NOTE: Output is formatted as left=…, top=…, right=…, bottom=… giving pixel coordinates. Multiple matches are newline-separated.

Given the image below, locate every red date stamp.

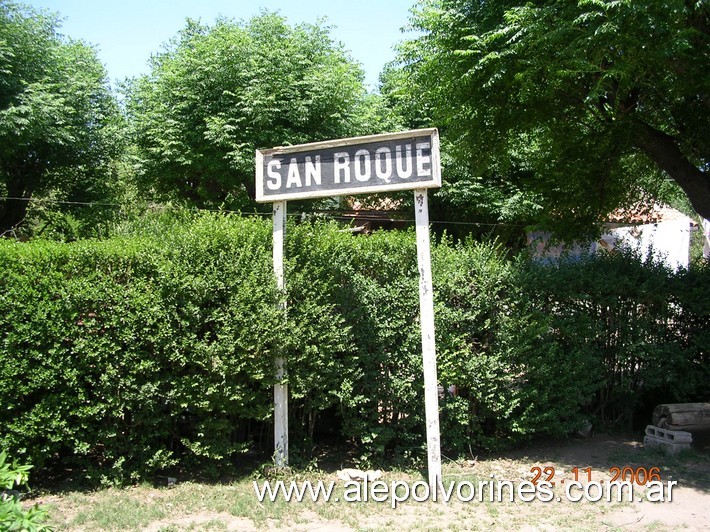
left=609, top=466, right=661, bottom=484
left=530, top=466, right=662, bottom=485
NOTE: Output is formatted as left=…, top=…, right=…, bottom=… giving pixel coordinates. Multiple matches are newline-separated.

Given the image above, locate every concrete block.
left=644, top=425, right=692, bottom=454
left=645, top=425, right=693, bottom=442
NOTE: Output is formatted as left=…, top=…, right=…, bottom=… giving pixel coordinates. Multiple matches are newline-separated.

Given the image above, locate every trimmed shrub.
left=287, top=225, right=423, bottom=461
left=1, top=212, right=708, bottom=481
left=1, top=213, right=282, bottom=483
left=433, top=240, right=597, bottom=451
left=522, top=251, right=710, bottom=429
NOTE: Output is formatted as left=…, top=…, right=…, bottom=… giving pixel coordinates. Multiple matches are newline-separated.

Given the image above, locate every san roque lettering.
left=255, top=129, right=440, bottom=202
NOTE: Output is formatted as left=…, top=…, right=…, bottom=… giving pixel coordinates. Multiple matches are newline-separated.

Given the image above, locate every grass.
left=27, top=434, right=710, bottom=531
left=34, top=470, right=607, bottom=530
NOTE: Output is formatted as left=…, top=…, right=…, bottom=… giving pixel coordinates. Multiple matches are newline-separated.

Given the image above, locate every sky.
left=22, top=0, right=421, bottom=91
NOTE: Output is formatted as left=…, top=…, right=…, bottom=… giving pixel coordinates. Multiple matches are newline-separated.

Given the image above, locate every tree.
left=0, top=1, right=122, bottom=234
left=126, top=12, right=380, bottom=211
left=398, top=0, right=710, bottom=232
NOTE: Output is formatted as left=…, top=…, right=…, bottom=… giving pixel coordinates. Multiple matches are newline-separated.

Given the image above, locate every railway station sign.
left=255, top=128, right=440, bottom=202
left=255, top=128, right=443, bottom=491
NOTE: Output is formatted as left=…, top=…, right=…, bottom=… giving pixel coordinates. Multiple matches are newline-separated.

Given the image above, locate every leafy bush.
left=1, top=212, right=708, bottom=482
left=0, top=452, right=52, bottom=531
left=522, top=250, right=710, bottom=429
left=0, top=213, right=282, bottom=483
left=287, top=225, right=423, bottom=461
left=433, top=240, right=597, bottom=451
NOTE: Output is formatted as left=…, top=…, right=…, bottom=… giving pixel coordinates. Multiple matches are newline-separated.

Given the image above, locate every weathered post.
left=414, top=188, right=442, bottom=491
left=272, top=200, right=288, bottom=467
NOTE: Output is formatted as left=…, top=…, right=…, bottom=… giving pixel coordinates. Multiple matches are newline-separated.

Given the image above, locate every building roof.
left=606, top=203, right=697, bottom=226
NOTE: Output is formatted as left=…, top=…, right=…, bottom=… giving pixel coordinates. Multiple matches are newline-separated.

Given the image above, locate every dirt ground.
left=504, top=432, right=710, bottom=531
left=34, top=432, right=710, bottom=531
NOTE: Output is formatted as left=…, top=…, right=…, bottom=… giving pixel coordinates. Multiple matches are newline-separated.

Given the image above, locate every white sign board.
left=255, top=129, right=440, bottom=202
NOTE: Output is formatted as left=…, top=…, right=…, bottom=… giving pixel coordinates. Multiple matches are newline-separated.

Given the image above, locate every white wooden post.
left=273, top=200, right=288, bottom=467
left=414, top=188, right=442, bottom=492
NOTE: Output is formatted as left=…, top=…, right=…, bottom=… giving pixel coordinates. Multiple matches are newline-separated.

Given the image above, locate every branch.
left=685, top=0, right=710, bottom=37
left=633, top=121, right=710, bottom=219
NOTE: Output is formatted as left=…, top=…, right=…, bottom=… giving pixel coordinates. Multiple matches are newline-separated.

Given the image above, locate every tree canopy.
left=126, top=12, right=387, bottom=211
left=0, top=1, right=121, bottom=234
left=396, top=0, right=709, bottom=232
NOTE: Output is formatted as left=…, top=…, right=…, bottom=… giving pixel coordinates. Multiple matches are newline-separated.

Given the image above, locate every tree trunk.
left=633, top=122, right=710, bottom=219
left=0, top=178, right=32, bottom=235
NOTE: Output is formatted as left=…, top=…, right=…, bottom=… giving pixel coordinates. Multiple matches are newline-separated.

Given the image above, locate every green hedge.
left=0, top=214, right=282, bottom=482
left=522, top=251, right=710, bottom=429
left=1, top=212, right=708, bottom=482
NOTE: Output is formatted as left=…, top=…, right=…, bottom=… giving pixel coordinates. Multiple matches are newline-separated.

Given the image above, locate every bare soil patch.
left=32, top=432, right=710, bottom=531
left=504, top=433, right=710, bottom=530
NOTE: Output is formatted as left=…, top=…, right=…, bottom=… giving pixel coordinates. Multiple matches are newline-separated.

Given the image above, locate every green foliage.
left=523, top=250, right=710, bottom=428
left=1, top=213, right=708, bottom=481
left=0, top=451, right=52, bottom=531
left=394, top=0, right=710, bottom=233
left=433, top=240, right=582, bottom=449
left=284, top=223, right=708, bottom=456
left=289, top=225, right=424, bottom=460
left=0, top=1, right=123, bottom=234
left=125, top=12, right=382, bottom=211
left=0, top=212, right=282, bottom=483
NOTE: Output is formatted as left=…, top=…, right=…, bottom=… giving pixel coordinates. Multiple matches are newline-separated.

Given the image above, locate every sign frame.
left=256, top=128, right=443, bottom=491
left=255, top=128, right=441, bottom=203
